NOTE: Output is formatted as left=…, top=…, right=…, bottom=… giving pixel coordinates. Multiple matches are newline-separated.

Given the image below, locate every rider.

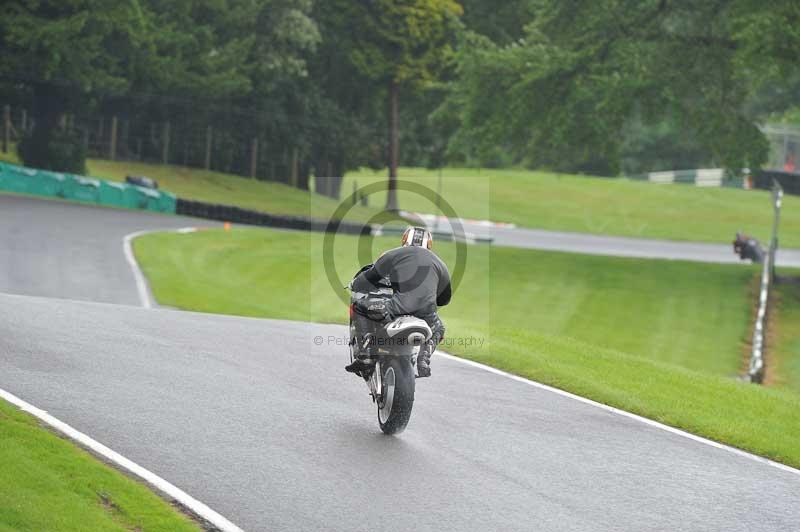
left=345, top=226, right=451, bottom=377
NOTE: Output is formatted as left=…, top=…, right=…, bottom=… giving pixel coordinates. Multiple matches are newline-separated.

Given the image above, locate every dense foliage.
left=1, top=0, right=799, bottom=182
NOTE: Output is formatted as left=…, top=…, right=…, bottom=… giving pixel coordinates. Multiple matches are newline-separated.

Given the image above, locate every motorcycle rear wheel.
left=377, top=357, right=415, bottom=435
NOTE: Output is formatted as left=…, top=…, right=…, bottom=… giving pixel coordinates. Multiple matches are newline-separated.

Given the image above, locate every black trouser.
left=418, top=312, right=445, bottom=360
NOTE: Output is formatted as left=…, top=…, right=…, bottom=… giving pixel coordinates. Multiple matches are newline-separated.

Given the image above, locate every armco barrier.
left=0, top=161, right=176, bottom=214
left=176, top=198, right=371, bottom=236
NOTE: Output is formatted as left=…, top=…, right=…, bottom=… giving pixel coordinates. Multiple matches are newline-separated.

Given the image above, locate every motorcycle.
left=347, top=265, right=432, bottom=434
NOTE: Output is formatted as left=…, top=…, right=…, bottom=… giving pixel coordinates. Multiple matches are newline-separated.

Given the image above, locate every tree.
left=331, top=0, right=463, bottom=210
left=0, top=0, right=259, bottom=172
left=449, top=0, right=800, bottom=175
left=0, top=1, right=156, bottom=171
left=459, top=0, right=535, bottom=45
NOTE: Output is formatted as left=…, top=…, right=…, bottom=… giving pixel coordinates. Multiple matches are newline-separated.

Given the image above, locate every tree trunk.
left=290, top=146, right=299, bottom=187
left=313, top=176, right=342, bottom=199
left=386, top=80, right=400, bottom=211
left=27, top=83, right=66, bottom=168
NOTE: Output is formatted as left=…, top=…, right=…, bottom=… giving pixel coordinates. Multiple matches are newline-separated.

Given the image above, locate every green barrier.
left=36, top=170, right=67, bottom=197
left=158, top=191, right=177, bottom=213
left=136, top=186, right=163, bottom=212
left=99, top=180, right=128, bottom=208
left=0, top=162, right=177, bottom=214
left=122, top=184, right=147, bottom=209
left=3, top=165, right=37, bottom=194
left=65, top=176, right=101, bottom=203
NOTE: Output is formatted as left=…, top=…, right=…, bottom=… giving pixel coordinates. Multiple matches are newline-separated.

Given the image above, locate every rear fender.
left=385, top=316, right=432, bottom=346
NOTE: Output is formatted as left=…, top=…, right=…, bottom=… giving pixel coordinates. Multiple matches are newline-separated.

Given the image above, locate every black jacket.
left=354, top=246, right=451, bottom=317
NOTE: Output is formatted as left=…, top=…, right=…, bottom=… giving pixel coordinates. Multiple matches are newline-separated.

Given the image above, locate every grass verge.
left=133, top=227, right=800, bottom=468
left=771, top=279, right=800, bottom=393
left=0, top=399, right=199, bottom=532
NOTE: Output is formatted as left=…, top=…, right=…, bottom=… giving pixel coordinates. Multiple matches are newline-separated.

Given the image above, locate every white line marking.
left=123, top=227, right=197, bottom=309
left=0, top=387, right=244, bottom=532
left=436, top=351, right=800, bottom=477
left=123, top=230, right=154, bottom=309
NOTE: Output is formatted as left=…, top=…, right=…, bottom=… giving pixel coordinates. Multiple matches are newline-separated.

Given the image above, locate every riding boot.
left=345, top=313, right=377, bottom=374
left=417, top=341, right=433, bottom=378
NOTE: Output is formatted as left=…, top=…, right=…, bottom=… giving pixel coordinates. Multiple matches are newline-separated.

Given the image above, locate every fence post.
left=204, top=125, right=212, bottom=170
left=770, top=181, right=783, bottom=281
left=2, top=105, right=9, bottom=153
left=109, top=115, right=118, bottom=161
left=161, top=121, right=170, bottom=165
left=250, top=137, right=258, bottom=179
left=290, top=146, right=298, bottom=187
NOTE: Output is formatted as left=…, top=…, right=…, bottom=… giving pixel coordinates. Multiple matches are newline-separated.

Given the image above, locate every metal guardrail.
left=747, top=181, right=783, bottom=383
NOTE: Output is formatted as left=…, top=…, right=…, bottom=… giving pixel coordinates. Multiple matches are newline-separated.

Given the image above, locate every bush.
left=18, top=129, right=87, bottom=174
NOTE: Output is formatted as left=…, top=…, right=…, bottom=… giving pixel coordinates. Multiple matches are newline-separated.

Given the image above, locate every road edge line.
left=123, top=230, right=154, bottom=309
left=436, top=351, right=800, bottom=477
left=123, top=227, right=198, bottom=309
left=0, top=387, right=245, bottom=532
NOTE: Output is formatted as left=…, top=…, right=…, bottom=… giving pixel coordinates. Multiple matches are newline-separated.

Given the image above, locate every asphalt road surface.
left=425, top=216, right=800, bottom=267
left=1, top=194, right=799, bottom=531
left=0, top=195, right=216, bottom=304
left=490, top=225, right=800, bottom=267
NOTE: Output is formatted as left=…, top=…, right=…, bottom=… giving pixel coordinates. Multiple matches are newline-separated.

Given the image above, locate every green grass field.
left=0, top=400, right=198, bottom=532
left=133, top=227, right=800, bottom=467
left=345, top=168, right=800, bottom=247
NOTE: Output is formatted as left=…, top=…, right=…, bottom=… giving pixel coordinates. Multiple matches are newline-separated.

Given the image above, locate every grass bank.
left=0, top=148, right=379, bottom=223
left=772, top=280, right=800, bottom=393
left=133, top=227, right=800, bottom=468
left=0, top=399, right=198, bottom=531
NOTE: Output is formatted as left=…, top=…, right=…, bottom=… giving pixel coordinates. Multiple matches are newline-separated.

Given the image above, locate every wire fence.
left=0, top=103, right=303, bottom=182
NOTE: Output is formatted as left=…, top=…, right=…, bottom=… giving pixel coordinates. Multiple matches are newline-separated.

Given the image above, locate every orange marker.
left=224, top=222, right=231, bottom=231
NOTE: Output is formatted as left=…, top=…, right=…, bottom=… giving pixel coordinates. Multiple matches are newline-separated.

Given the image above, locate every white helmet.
left=401, top=226, right=433, bottom=250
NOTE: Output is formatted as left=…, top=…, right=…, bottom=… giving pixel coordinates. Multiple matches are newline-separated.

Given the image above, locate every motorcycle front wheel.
left=377, top=357, right=415, bottom=435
